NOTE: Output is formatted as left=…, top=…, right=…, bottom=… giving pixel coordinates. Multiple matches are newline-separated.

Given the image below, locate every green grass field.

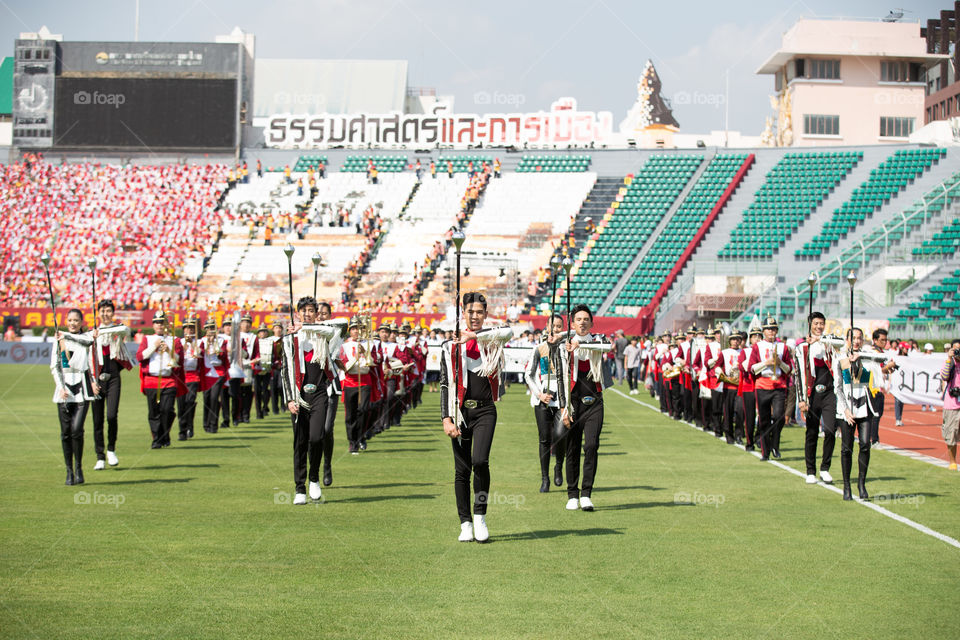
left=1, top=363, right=957, bottom=639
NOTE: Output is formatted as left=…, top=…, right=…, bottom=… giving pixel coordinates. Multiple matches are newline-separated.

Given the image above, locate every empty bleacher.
left=719, top=151, right=861, bottom=260
left=516, top=154, right=591, bottom=172
left=341, top=155, right=408, bottom=172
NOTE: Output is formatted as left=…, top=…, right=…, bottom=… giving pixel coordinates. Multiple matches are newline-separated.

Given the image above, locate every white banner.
left=890, top=354, right=948, bottom=407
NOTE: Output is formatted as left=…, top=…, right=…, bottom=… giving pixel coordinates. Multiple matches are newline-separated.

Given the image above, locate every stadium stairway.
left=597, top=151, right=715, bottom=314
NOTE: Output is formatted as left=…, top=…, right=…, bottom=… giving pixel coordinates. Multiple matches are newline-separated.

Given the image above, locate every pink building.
left=757, top=18, right=948, bottom=147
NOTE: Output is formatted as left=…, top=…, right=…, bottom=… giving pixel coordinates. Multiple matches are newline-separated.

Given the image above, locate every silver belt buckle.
left=303, top=383, right=318, bottom=394
left=814, top=384, right=827, bottom=393
left=463, top=399, right=478, bottom=409
left=98, top=373, right=112, bottom=382
left=581, top=396, right=596, bottom=405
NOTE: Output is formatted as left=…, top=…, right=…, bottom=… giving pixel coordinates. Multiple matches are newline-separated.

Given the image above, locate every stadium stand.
left=341, top=155, right=408, bottom=172
left=566, top=155, right=704, bottom=310
left=797, top=148, right=947, bottom=259
left=516, top=154, right=591, bottom=172
left=719, top=151, right=862, bottom=260
left=436, top=156, right=494, bottom=174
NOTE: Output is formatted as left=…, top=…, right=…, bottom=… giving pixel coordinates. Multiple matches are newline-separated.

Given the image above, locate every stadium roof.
left=0, top=57, right=12, bottom=115
left=253, top=59, right=407, bottom=117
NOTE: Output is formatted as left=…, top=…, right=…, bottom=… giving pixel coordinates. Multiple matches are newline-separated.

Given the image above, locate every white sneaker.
left=473, top=514, right=489, bottom=542
left=820, top=470, right=833, bottom=483
left=293, top=493, right=307, bottom=505
left=106, top=451, right=119, bottom=466
left=308, top=482, right=322, bottom=501
left=566, top=498, right=580, bottom=510
left=93, top=459, right=105, bottom=470
left=458, top=522, right=474, bottom=542
left=895, top=420, right=903, bottom=426
left=580, top=496, right=595, bottom=511
left=806, top=474, right=817, bottom=484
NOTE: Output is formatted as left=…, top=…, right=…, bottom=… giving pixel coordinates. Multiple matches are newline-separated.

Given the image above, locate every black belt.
left=462, top=398, right=491, bottom=410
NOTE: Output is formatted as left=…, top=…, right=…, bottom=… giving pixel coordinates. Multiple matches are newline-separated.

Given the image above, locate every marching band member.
left=252, top=325, right=277, bottom=420
left=176, top=317, right=201, bottom=440
left=90, top=299, right=132, bottom=470
left=834, top=328, right=882, bottom=501
left=655, top=333, right=672, bottom=415
left=363, top=324, right=384, bottom=444
left=280, top=296, right=339, bottom=504
left=136, top=311, right=185, bottom=449
left=524, top=315, right=567, bottom=493
left=317, top=302, right=344, bottom=486
left=396, top=324, right=418, bottom=422
left=199, top=319, right=228, bottom=434
left=738, top=321, right=762, bottom=452
left=692, top=328, right=723, bottom=435
left=376, top=321, right=398, bottom=432
left=238, top=314, right=256, bottom=423
left=720, top=331, right=744, bottom=445
left=270, top=321, right=285, bottom=415
left=440, top=292, right=514, bottom=542
left=747, top=317, right=793, bottom=461
left=679, top=327, right=696, bottom=423
left=558, top=304, right=612, bottom=512
left=219, top=318, right=234, bottom=430
left=795, top=312, right=838, bottom=484
left=668, top=334, right=683, bottom=420
left=338, top=317, right=372, bottom=455
left=53, top=309, right=99, bottom=485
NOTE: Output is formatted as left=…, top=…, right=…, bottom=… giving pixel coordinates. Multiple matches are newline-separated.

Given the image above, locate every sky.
left=0, top=0, right=947, bottom=135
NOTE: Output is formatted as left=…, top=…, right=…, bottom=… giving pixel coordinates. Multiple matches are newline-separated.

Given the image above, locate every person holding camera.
left=941, top=339, right=960, bottom=471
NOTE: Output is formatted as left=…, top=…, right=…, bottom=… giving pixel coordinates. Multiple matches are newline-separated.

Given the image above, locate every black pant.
left=146, top=387, right=176, bottom=446
left=220, top=381, right=232, bottom=428
left=804, top=389, right=837, bottom=475
left=742, top=391, right=757, bottom=447
left=682, top=383, right=694, bottom=422
left=321, top=391, right=338, bottom=470
left=670, top=380, right=682, bottom=419
left=291, top=391, right=329, bottom=493
left=868, top=393, right=884, bottom=444
left=92, top=373, right=120, bottom=460
left=241, top=383, right=253, bottom=421
left=840, top=416, right=871, bottom=485
left=254, top=373, right=271, bottom=419
left=756, top=388, right=786, bottom=456
left=657, top=377, right=668, bottom=413
left=343, top=385, right=370, bottom=449
left=567, top=397, right=603, bottom=499
left=271, top=370, right=283, bottom=414
left=203, top=378, right=224, bottom=433
left=626, top=366, right=638, bottom=391
left=59, top=401, right=88, bottom=470
left=534, top=403, right=566, bottom=479
left=701, top=388, right=721, bottom=432
left=691, top=382, right=701, bottom=426
left=451, top=404, right=497, bottom=522
left=722, top=388, right=742, bottom=441
left=177, top=381, right=199, bottom=437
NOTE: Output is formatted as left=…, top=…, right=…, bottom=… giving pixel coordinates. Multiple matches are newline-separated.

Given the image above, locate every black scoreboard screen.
left=54, top=77, right=236, bottom=149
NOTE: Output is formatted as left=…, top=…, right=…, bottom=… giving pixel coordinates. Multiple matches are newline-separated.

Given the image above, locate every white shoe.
left=820, top=470, right=833, bottom=483
left=566, top=498, right=580, bottom=510
left=895, top=420, right=903, bottom=426
left=308, top=482, right=322, bottom=501
left=579, top=496, right=595, bottom=511
left=458, top=522, right=474, bottom=542
left=106, top=451, right=119, bottom=466
left=93, top=460, right=105, bottom=471
left=293, top=493, right=307, bottom=505
left=806, top=474, right=817, bottom=484
left=473, top=514, right=489, bottom=542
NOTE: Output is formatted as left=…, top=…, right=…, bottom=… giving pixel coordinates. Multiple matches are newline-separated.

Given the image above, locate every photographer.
left=941, top=339, right=960, bottom=471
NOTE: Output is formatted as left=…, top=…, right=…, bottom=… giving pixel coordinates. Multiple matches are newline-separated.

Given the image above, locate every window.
left=881, top=61, right=921, bottom=82
left=808, top=59, right=840, bottom=80
left=879, top=116, right=915, bottom=137
left=804, top=114, right=840, bottom=136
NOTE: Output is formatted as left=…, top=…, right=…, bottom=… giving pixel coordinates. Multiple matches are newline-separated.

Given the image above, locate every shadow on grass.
left=131, top=464, right=221, bottom=471
left=335, top=493, right=438, bottom=504
left=597, top=501, right=695, bottom=511
left=598, top=451, right=627, bottom=456
left=592, top=485, right=666, bottom=493
left=363, top=448, right=434, bottom=454
left=870, top=477, right=906, bottom=482
left=493, top=527, right=626, bottom=542
left=93, top=477, right=196, bottom=485
left=176, top=444, right=261, bottom=449
left=336, top=482, right=437, bottom=490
